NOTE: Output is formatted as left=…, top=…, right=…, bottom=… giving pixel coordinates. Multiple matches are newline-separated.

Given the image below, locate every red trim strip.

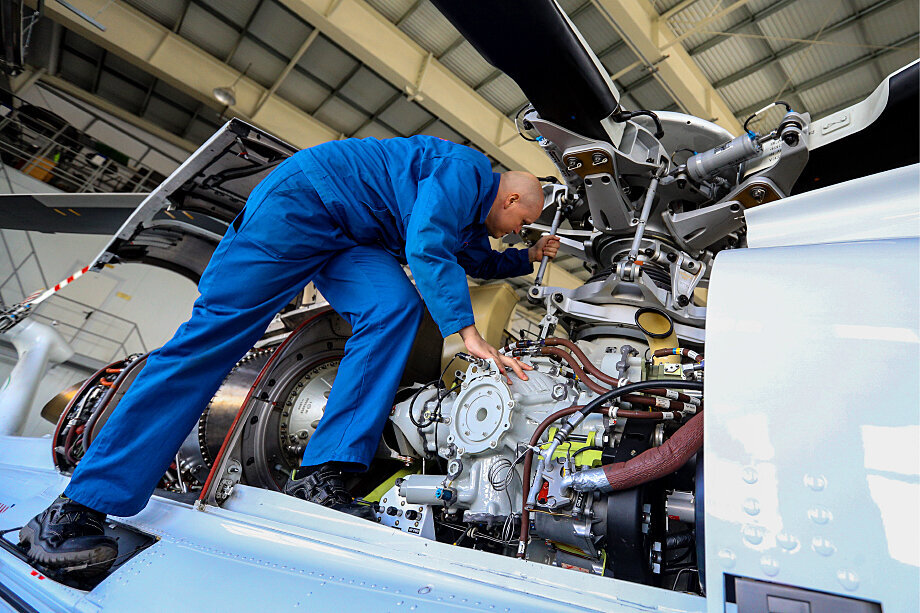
left=197, top=308, right=333, bottom=506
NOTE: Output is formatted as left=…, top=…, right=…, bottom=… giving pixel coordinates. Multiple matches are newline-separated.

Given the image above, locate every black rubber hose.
left=557, top=379, right=704, bottom=442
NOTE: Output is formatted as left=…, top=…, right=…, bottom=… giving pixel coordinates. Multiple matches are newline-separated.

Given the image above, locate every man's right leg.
left=20, top=162, right=343, bottom=570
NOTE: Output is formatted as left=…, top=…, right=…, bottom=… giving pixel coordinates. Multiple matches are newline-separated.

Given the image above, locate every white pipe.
left=0, top=320, right=74, bottom=436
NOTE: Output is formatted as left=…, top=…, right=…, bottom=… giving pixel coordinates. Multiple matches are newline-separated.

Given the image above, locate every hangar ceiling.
left=9, top=0, right=920, bottom=286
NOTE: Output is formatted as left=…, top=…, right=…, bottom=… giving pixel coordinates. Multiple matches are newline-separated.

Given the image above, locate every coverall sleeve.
left=405, top=161, right=480, bottom=338
left=456, top=233, right=533, bottom=280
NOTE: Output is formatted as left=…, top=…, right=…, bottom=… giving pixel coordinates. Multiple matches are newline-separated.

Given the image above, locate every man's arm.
left=457, top=234, right=560, bottom=280
left=405, top=161, right=530, bottom=382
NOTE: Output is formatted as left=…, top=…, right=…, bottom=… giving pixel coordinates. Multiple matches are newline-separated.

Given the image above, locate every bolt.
left=630, top=449, right=637, bottom=457
left=750, top=186, right=767, bottom=203
left=667, top=252, right=677, bottom=263
left=677, top=295, right=690, bottom=307
left=553, top=293, right=564, bottom=303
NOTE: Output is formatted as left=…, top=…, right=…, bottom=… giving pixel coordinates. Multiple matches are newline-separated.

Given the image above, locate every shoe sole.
left=19, top=521, right=118, bottom=577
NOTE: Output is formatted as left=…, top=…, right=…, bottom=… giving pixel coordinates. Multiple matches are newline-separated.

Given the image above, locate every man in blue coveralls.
left=20, top=135, right=559, bottom=575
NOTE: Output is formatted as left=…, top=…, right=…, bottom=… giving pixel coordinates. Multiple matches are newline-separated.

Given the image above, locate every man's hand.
left=458, top=325, right=532, bottom=384
left=528, top=235, right=561, bottom=263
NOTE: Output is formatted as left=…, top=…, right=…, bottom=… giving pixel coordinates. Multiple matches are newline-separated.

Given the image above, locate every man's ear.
left=505, top=193, right=520, bottom=209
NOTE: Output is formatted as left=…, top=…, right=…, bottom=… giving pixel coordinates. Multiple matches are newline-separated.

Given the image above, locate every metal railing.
left=0, top=232, right=147, bottom=363
left=0, top=90, right=167, bottom=195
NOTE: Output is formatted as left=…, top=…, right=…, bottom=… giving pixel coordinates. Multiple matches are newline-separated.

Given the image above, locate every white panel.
left=705, top=237, right=919, bottom=611
left=745, top=164, right=920, bottom=248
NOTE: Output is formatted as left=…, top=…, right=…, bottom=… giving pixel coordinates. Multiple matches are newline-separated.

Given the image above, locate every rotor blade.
left=0, top=192, right=146, bottom=234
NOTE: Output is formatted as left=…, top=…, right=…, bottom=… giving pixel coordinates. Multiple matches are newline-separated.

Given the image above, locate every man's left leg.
left=284, top=245, right=424, bottom=512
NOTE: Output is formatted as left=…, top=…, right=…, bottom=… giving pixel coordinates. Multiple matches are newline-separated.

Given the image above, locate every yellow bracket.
left=363, top=467, right=419, bottom=503
left=542, top=428, right=603, bottom=468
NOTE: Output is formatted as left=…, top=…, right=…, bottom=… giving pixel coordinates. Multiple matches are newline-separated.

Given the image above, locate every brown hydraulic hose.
left=539, top=347, right=608, bottom=394
left=653, top=347, right=703, bottom=363
left=539, top=344, right=698, bottom=407
left=519, top=405, right=585, bottom=556
left=545, top=337, right=620, bottom=386
left=602, top=411, right=703, bottom=491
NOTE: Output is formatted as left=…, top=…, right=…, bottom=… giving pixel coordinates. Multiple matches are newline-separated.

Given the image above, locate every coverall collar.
left=478, top=172, right=502, bottom=225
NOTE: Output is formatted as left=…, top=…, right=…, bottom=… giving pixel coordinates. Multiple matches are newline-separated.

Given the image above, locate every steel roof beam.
left=274, top=0, right=555, bottom=176
left=592, top=0, right=743, bottom=132
left=712, top=0, right=902, bottom=90
left=736, top=32, right=919, bottom=117
left=30, top=0, right=339, bottom=149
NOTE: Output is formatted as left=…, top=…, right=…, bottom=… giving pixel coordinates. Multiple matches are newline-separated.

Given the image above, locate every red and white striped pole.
left=1, top=264, right=94, bottom=333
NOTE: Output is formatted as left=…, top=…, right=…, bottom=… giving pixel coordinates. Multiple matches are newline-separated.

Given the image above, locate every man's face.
left=485, top=197, right=540, bottom=238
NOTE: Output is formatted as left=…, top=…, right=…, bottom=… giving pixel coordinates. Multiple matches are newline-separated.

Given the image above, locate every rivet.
left=777, top=532, right=799, bottom=552
left=807, top=506, right=832, bottom=525
left=811, top=537, right=836, bottom=557
left=836, top=569, right=859, bottom=591
left=742, top=467, right=758, bottom=484
left=804, top=474, right=827, bottom=491
left=717, top=548, right=736, bottom=569
left=743, top=498, right=761, bottom=516
left=742, top=524, right=765, bottom=546
left=760, top=555, right=780, bottom=577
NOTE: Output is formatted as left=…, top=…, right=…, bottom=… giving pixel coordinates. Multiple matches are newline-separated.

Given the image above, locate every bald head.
left=484, top=171, right=545, bottom=238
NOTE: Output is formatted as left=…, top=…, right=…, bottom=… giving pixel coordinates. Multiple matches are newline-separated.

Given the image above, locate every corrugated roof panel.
left=571, top=4, right=618, bottom=52
left=877, top=51, right=920, bottom=78
left=379, top=96, right=434, bottom=134
left=747, top=0, right=779, bottom=13
left=198, top=0, right=255, bottom=28
left=276, top=70, right=331, bottom=113
left=106, top=52, right=154, bottom=87
left=97, top=72, right=145, bottom=112
left=478, top=74, right=526, bottom=115
left=719, top=67, right=784, bottom=111
left=314, top=96, right=368, bottom=134
left=559, top=0, right=588, bottom=14
left=418, top=120, right=464, bottom=143
left=299, top=36, right=359, bottom=87
left=353, top=120, right=400, bottom=140
left=230, top=38, right=286, bottom=88
left=440, top=42, right=494, bottom=88
left=851, top=0, right=891, bottom=12
left=757, top=2, right=851, bottom=49
left=694, top=35, right=767, bottom=82
left=144, top=96, right=191, bottom=133
left=799, top=64, right=877, bottom=114
left=339, top=67, right=399, bottom=113
left=666, top=0, right=743, bottom=50
left=637, top=79, right=675, bottom=111
left=398, top=2, right=458, bottom=56
left=121, top=0, right=185, bottom=29
left=775, top=29, right=867, bottom=88
left=364, top=0, right=417, bottom=23
left=178, top=4, right=237, bottom=61
left=861, top=2, right=920, bottom=45
left=600, top=44, right=638, bottom=76
left=249, top=2, right=311, bottom=58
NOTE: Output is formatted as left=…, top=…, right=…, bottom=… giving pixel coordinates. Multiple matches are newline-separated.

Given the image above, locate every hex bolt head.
left=750, top=186, right=767, bottom=203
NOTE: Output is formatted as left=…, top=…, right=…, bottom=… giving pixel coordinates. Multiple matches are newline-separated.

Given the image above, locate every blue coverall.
left=64, top=136, right=533, bottom=516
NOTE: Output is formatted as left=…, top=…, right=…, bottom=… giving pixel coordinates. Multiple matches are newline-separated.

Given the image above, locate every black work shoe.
left=19, top=496, right=118, bottom=576
left=284, top=464, right=376, bottom=521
